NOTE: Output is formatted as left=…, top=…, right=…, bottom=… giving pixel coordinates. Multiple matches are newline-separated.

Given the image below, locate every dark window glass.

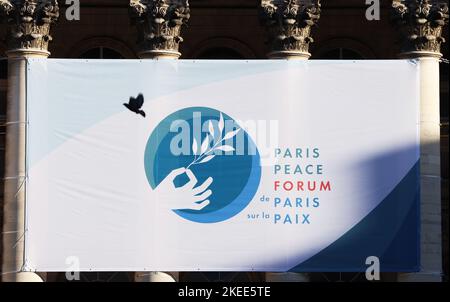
left=0, top=90, right=6, bottom=116
left=79, top=47, right=123, bottom=59
left=102, top=48, right=124, bottom=59
left=316, top=48, right=363, bottom=60
left=196, top=47, right=244, bottom=59
left=319, top=49, right=341, bottom=59
left=79, top=48, right=101, bottom=59
left=0, top=60, right=7, bottom=79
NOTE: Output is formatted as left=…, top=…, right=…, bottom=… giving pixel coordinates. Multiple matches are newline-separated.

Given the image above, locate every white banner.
left=26, top=59, right=420, bottom=272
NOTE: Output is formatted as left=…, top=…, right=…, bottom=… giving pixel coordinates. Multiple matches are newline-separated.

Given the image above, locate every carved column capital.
left=129, top=0, right=190, bottom=59
left=0, top=0, right=13, bottom=16
left=392, top=0, right=449, bottom=58
left=1, top=0, right=59, bottom=57
left=260, top=0, right=321, bottom=59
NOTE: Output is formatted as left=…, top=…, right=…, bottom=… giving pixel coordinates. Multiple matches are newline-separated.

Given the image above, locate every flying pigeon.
left=124, top=93, right=146, bottom=117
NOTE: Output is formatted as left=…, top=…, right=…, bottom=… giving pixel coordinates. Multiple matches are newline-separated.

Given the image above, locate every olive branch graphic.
left=187, top=112, right=241, bottom=169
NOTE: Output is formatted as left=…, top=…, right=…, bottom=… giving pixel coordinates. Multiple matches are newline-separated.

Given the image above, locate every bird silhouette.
left=124, top=93, right=146, bottom=117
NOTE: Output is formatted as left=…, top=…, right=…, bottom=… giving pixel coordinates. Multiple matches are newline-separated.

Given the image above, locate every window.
left=316, top=48, right=364, bottom=60
left=78, top=47, right=124, bottom=59
left=196, top=47, right=245, bottom=60
left=0, top=60, right=7, bottom=79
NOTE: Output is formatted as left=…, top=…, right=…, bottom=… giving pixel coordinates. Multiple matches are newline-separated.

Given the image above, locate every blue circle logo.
left=144, top=107, right=261, bottom=223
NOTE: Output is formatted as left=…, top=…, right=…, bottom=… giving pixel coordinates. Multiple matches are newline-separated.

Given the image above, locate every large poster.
left=25, top=59, right=420, bottom=272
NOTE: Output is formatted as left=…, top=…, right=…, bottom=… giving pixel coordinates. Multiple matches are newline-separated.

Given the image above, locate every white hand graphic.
left=155, top=167, right=213, bottom=211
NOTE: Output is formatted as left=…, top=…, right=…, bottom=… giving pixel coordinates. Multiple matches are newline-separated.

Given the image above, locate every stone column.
left=130, top=0, right=189, bottom=282
left=129, top=0, right=190, bottom=59
left=392, top=0, right=448, bottom=282
left=260, top=0, right=321, bottom=59
left=0, top=0, right=58, bottom=282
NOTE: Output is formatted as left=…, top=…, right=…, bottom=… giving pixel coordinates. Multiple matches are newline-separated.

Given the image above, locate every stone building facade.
left=0, top=0, right=448, bottom=282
